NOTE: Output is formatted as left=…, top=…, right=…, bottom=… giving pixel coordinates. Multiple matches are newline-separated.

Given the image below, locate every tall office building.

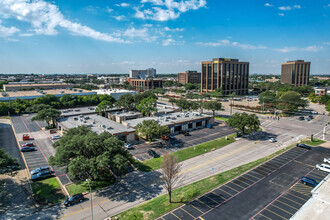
left=281, top=60, right=310, bottom=86
left=129, top=68, right=156, bottom=79
left=201, top=58, right=249, bottom=95
left=178, top=70, right=201, bottom=84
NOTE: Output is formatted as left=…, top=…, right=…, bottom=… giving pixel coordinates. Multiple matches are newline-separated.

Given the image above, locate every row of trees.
left=168, top=98, right=222, bottom=116
left=251, top=81, right=313, bottom=97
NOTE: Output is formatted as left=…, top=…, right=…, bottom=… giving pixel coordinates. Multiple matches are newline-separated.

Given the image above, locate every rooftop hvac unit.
left=102, top=125, right=106, bottom=128
left=74, top=117, right=78, bottom=120
left=79, top=115, right=84, bottom=118
left=78, top=90, right=83, bottom=92
left=87, top=124, right=93, bottom=127
left=60, top=91, right=64, bottom=94
left=84, top=116, right=89, bottom=120
left=73, top=89, right=77, bottom=91
left=2, top=92, right=7, bottom=97
left=92, top=121, right=96, bottom=124
left=107, top=126, right=113, bottom=130
left=83, top=121, right=87, bottom=123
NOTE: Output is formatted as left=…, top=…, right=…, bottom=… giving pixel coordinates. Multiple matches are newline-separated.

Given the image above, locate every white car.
left=124, top=143, right=134, bottom=150
left=269, top=138, right=277, bottom=143
left=323, top=158, right=330, bottom=164
left=316, top=164, right=330, bottom=173
left=51, top=135, right=62, bottom=140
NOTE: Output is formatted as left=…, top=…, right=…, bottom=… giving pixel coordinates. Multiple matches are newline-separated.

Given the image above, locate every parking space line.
left=210, top=192, right=227, bottom=201
left=217, top=188, right=234, bottom=196
left=264, top=208, right=288, bottom=220
left=286, top=192, right=308, bottom=201
left=180, top=207, right=195, bottom=218
left=205, top=195, right=220, bottom=205
left=199, top=217, right=204, bottom=220
left=244, top=172, right=261, bottom=180
left=275, top=200, right=299, bottom=211
left=258, top=165, right=274, bottom=173
left=249, top=170, right=266, bottom=178
left=280, top=196, right=303, bottom=206
left=197, top=198, right=212, bottom=209
left=270, top=204, right=294, bottom=215
left=294, top=160, right=314, bottom=168
left=171, top=212, right=182, bottom=220
left=263, top=163, right=278, bottom=169
left=230, top=181, right=246, bottom=189
left=233, top=178, right=252, bottom=186
left=240, top=175, right=257, bottom=183
left=308, top=172, right=325, bottom=178
left=223, top=184, right=240, bottom=193
left=252, top=168, right=269, bottom=176
left=190, top=204, right=204, bottom=214
left=290, top=188, right=311, bottom=196
left=259, top=213, right=272, bottom=220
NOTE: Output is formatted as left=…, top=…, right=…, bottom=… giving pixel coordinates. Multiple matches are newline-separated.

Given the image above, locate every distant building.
left=3, top=83, right=74, bottom=92
left=128, top=78, right=164, bottom=90
left=313, top=76, right=330, bottom=81
left=178, top=71, right=201, bottom=84
left=315, top=87, right=330, bottom=96
left=129, top=68, right=156, bottom=79
left=201, top=58, right=249, bottom=95
left=281, top=60, right=310, bottom=86
left=93, top=89, right=138, bottom=100
left=265, top=77, right=280, bottom=83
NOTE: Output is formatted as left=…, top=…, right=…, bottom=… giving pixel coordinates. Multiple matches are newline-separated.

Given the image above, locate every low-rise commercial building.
left=93, top=89, right=138, bottom=100
left=178, top=71, right=201, bottom=85
left=0, top=89, right=96, bottom=102
left=315, top=87, right=330, bottom=96
left=122, top=112, right=214, bottom=134
left=3, top=83, right=74, bottom=91
left=107, top=111, right=143, bottom=124
left=56, top=114, right=136, bottom=142
left=128, top=79, right=164, bottom=90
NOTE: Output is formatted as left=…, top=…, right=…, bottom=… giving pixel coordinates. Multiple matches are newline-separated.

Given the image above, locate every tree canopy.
left=0, top=148, right=20, bottom=176
left=203, top=101, right=222, bottom=116
left=227, top=113, right=260, bottom=134
left=278, top=91, right=308, bottom=115
left=136, top=119, right=170, bottom=141
left=137, top=97, right=157, bottom=116
left=115, top=94, right=135, bottom=111
left=32, top=108, right=61, bottom=127
left=49, top=126, right=133, bottom=180
left=96, top=100, right=114, bottom=116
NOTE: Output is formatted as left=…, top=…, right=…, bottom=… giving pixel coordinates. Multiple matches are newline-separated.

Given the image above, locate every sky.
left=0, top=0, right=329, bottom=74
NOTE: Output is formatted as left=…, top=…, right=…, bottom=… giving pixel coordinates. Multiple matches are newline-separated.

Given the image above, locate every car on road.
left=311, top=111, right=318, bottom=115
left=182, top=131, right=190, bottom=136
left=316, top=164, right=330, bottom=173
left=64, top=193, right=84, bottom=207
left=296, top=143, right=312, bottom=150
left=298, top=116, right=305, bottom=121
left=323, top=158, right=330, bottom=164
left=21, top=142, right=34, bottom=147
left=31, top=170, right=53, bottom=181
left=21, top=146, right=36, bottom=152
left=22, top=134, right=30, bottom=141
left=50, top=130, right=57, bottom=134
left=269, top=138, right=277, bottom=143
left=308, top=115, right=314, bottom=119
left=148, top=149, right=160, bottom=158
left=124, top=143, right=134, bottom=150
left=305, top=118, right=311, bottom=121
left=51, top=135, right=62, bottom=140
left=31, top=167, right=51, bottom=175
left=300, top=176, right=318, bottom=187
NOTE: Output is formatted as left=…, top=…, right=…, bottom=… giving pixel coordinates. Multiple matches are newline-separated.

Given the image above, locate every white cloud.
left=164, top=27, right=184, bottom=32
left=135, top=0, right=207, bottom=21
left=278, top=6, right=292, bottom=11
left=294, top=5, right=301, bottom=9
left=115, top=3, right=130, bottom=7
left=264, top=3, right=273, bottom=7
left=324, top=42, right=330, bottom=45
left=278, top=13, right=285, bottom=16
left=106, top=7, right=113, bottom=13
left=113, top=15, right=125, bottom=21
left=275, top=46, right=323, bottom=53
left=114, top=27, right=157, bottom=42
left=0, top=0, right=126, bottom=43
left=0, top=23, right=20, bottom=38
left=196, top=39, right=267, bottom=50
left=162, top=38, right=185, bottom=46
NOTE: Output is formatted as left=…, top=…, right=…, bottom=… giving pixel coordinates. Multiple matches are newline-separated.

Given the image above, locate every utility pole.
left=323, top=124, right=327, bottom=140
left=262, top=97, right=264, bottom=114
left=274, top=107, right=276, bottom=119
left=86, top=179, right=93, bottom=220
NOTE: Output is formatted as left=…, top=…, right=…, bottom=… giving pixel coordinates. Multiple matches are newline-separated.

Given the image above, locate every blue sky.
left=0, top=0, right=329, bottom=74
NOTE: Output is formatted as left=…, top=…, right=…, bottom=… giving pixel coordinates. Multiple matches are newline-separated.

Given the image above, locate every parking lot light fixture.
left=86, top=179, right=93, bottom=220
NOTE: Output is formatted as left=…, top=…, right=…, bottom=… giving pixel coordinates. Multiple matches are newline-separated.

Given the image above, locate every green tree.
left=0, top=148, right=20, bottom=176
left=26, top=104, right=52, bottom=113
left=185, top=83, right=199, bottom=91
left=115, top=94, right=135, bottom=110
left=34, top=95, right=58, bottom=106
left=32, top=108, right=61, bottom=128
left=203, top=101, right=222, bottom=116
left=258, top=91, right=277, bottom=105
left=168, top=98, right=176, bottom=107
left=59, top=94, right=76, bottom=107
left=278, top=91, right=308, bottom=115
left=137, top=97, right=157, bottom=116
left=134, top=91, right=157, bottom=105
left=49, top=126, right=133, bottom=180
left=136, top=119, right=170, bottom=141
left=96, top=100, right=114, bottom=116
left=152, top=88, right=166, bottom=97
left=190, top=101, right=200, bottom=111
left=227, top=113, right=260, bottom=134
left=175, top=99, right=191, bottom=111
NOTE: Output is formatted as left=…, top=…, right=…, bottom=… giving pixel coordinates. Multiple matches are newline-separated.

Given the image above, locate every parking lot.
left=11, top=115, right=72, bottom=185
left=158, top=146, right=330, bottom=220
left=131, top=122, right=234, bottom=161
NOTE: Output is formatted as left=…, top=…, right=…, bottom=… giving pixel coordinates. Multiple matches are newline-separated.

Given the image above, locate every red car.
left=22, top=142, right=34, bottom=147
left=50, top=130, right=57, bottom=134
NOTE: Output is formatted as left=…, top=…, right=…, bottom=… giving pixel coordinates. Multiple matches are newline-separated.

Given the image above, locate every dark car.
left=298, top=116, right=305, bottom=121
left=64, top=193, right=84, bottom=207
left=308, top=115, right=314, bottom=119
left=31, top=170, right=53, bottom=181
left=21, top=146, right=36, bottom=152
left=148, top=149, right=160, bottom=158
left=182, top=131, right=190, bottom=136
left=301, top=176, right=318, bottom=187
left=31, top=167, right=50, bottom=175
left=297, top=143, right=312, bottom=150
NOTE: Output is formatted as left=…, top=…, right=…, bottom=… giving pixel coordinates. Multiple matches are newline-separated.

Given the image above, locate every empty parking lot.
left=158, top=146, right=330, bottom=220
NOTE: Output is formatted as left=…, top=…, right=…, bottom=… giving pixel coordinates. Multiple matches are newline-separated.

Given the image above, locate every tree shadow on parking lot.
left=245, top=131, right=278, bottom=141
left=96, top=170, right=164, bottom=203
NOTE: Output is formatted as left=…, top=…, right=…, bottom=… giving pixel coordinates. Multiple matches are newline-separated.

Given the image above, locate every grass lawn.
left=300, top=138, right=326, bottom=146
left=66, top=180, right=111, bottom=196
left=135, top=134, right=236, bottom=172
left=31, top=177, right=65, bottom=204
left=214, top=116, right=230, bottom=122
left=115, top=144, right=296, bottom=220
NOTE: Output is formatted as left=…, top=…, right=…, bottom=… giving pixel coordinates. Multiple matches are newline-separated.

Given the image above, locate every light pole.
left=323, top=124, right=327, bottom=141
left=86, top=179, right=93, bottom=220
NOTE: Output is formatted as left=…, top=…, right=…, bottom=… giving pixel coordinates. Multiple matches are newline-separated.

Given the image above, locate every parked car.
left=296, top=143, right=312, bottom=150
left=311, top=111, right=318, bottom=115
left=21, top=146, right=36, bottom=152
left=161, top=135, right=170, bottom=140
left=298, top=116, right=305, bottom=121
left=22, top=134, right=30, bottom=140
left=316, top=164, right=330, bottom=173
left=51, top=135, right=62, bottom=140
left=305, top=118, right=311, bottom=121
left=148, top=149, right=160, bottom=158
left=182, top=131, right=190, bottom=136
left=206, top=124, right=213, bottom=129
left=64, top=193, right=84, bottom=207
left=50, top=130, right=57, bottom=134
left=300, top=176, right=318, bottom=187
left=169, top=135, right=175, bottom=139
left=31, top=170, right=53, bottom=181
left=269, top=138, right=277, bottom=143
left=323, top=158, right=330, bottom=164
left=124, top=143, right=134, bottom=150
left=21, top=142, right=34, bottom=147
left=31, top=167, right=51, bottom=175
left=308, top=115, right=314, bottom=119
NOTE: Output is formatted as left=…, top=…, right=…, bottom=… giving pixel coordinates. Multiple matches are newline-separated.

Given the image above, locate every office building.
left=128, top=78, right=163, bottom=90
left=201, top=58, right=249, bottom=95
left=178, top=71, right=201, bottom=85
left=281, top=60, right=311, bottom=86
left=3, top=83, right=74, bottom=92
left=129, top=68, right=156, bottom=79
left=93, top=89, right=138, bottom=100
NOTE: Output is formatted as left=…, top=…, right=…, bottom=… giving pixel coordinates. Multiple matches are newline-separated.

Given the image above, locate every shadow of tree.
left=246, top=131, right=278, bottom=141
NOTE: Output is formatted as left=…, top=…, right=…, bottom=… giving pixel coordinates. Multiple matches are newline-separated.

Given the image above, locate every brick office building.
left=281, top=60, right=311, bottom=86
left=178, top=71, right=201, bottom=84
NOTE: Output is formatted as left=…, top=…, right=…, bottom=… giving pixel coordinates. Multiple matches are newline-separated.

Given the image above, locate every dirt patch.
left=141, top=210, right=154, bottom=219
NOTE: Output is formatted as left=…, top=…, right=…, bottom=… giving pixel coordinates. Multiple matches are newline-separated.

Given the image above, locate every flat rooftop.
left=292, top=174, right=330, bottom=220
left=123, top=112, right=212, bottom=128
left=0, top=89, right=95, bottom=99
left=57, top=114, right=135, bottom=135
left=93, top=89, right=137, bottom=94
left=110, top=111, right=142, bottom=117
left=4, top=83, right=73, bottom=87
left=60, top=106, right=97, bottom=117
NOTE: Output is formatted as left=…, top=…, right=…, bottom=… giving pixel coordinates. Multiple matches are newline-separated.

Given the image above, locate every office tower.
left=178, top=71, right=201, bottom=84
left=281, top=60, right=310, bottom=86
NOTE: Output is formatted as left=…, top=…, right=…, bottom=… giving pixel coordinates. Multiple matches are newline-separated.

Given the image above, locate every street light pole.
left=86, top=179, right=93, bottom=220
left=323, top=124, right=327, bottom=141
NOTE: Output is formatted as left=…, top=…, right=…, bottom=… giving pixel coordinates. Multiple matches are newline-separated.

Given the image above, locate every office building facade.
left=201, top=58, right=249, bottom=95
left=129, top=68, right=156, bottom=79
left=281, top=60, right=310, bottom=86
left=128, top=78, right=163, bottom=90
left=178, top=71, right=201, bottom=85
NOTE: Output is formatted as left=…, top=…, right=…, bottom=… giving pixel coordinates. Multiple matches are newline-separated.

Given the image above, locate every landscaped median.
left=214, top=116, right=230, bottom=122
left=301, top=138, right=325, bottom=146
left=134, top=134, right=236, bottom=172
left=31, top=177, right=65, bottom=204
left=115, top=143, right=298, bottom=220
